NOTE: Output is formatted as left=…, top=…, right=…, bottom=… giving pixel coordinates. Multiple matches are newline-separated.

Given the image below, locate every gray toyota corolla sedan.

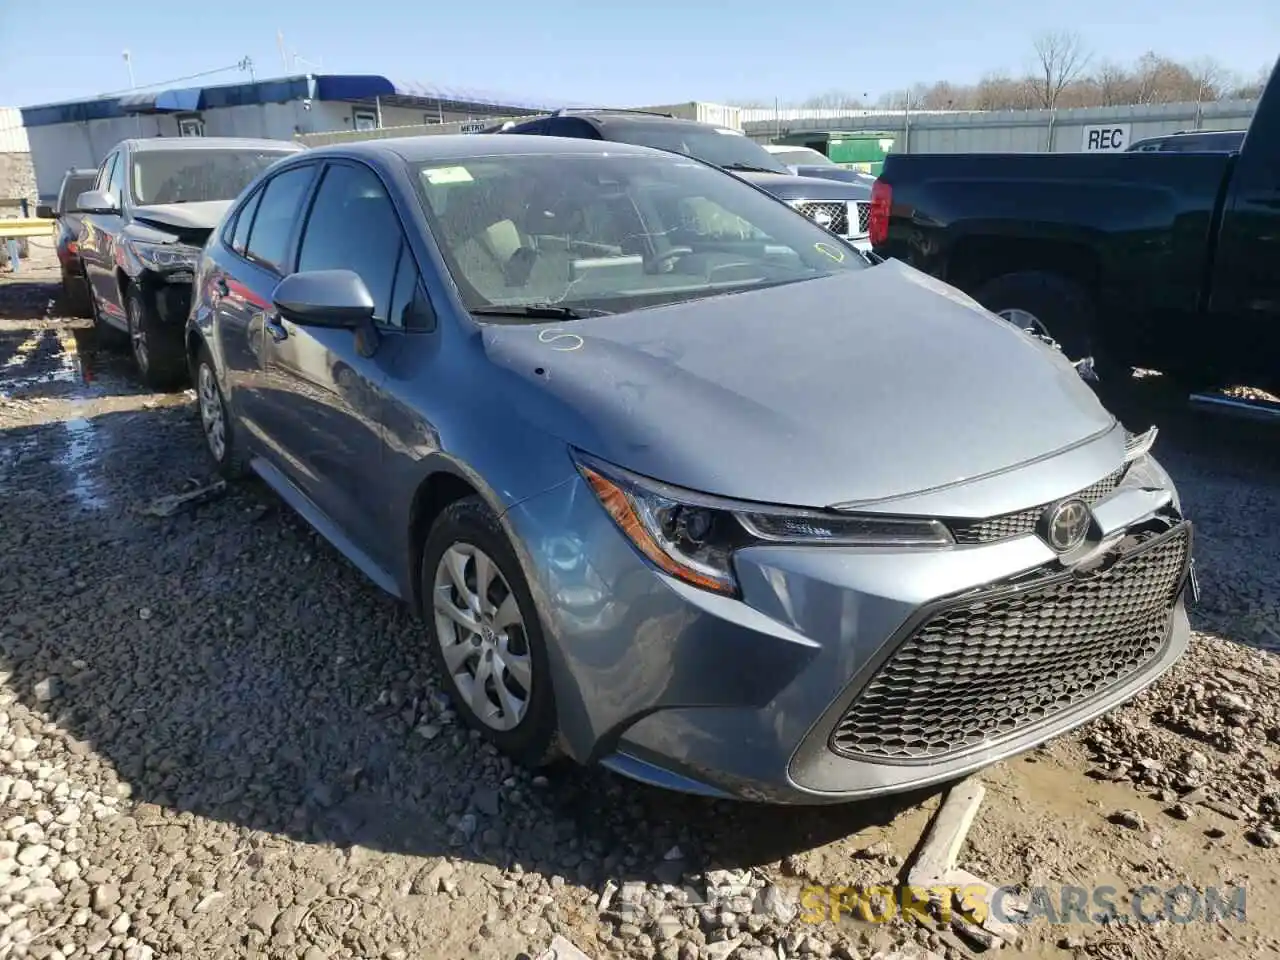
left=186, top=134, right=1194, bottom=804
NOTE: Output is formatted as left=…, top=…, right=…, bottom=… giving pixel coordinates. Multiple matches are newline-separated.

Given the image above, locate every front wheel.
left=421, top=496, right=561, bottom=767
left=126, top=285, right=187, bottom=391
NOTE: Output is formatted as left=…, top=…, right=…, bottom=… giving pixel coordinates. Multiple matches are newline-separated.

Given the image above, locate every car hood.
left=738, top=171, right=871, bottom=201
left=482, top=259, right=1115, bottom=509
left=132, top=200, right=233, bottom=234
left=794, top=166, right=878, bottom=187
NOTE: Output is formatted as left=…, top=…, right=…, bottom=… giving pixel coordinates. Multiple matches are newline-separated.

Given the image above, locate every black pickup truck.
left=869, top=57, right=1280, bottom=395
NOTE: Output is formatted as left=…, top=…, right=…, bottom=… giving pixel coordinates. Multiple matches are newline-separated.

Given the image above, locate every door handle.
left=264, top=314, right=289, bottom=343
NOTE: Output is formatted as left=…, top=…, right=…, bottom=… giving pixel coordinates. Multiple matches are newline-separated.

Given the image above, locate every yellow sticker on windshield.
left=814, top=241, right=846, bottom=262
left=423, top=166, right=474, bottom=185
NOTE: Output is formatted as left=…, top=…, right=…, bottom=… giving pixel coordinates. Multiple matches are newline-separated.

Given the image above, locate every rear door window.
left=243, top=165, right=316, bottom=273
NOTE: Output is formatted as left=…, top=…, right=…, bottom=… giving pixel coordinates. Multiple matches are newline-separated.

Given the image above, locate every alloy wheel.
left=197, top=363, right=226, bottom=462
left=997, top=307, right=1052, bottom=341
left=128, top=298, right=149, bottom=373
left=433, top=543, right=532, bottom=732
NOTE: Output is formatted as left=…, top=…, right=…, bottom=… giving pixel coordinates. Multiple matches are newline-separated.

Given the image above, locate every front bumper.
left=503, top=448, right=1193, bottom=805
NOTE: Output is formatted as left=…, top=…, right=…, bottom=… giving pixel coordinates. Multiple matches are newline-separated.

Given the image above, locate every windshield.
left=131, top=149, right=297, bottom=205
left=414, top=151, right=868, bottom=319
left=773, top=148, right=834, bottom=167
left=611, top=125, right=791, bottom=174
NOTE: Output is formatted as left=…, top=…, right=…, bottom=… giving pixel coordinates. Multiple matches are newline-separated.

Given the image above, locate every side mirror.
left=76, top=190, right=119, bottom=214
left=35, top=204, right=54, bottom=220
left=272, top=270, right=375, bottom=329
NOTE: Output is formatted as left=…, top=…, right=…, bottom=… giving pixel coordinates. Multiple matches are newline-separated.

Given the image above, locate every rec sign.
left=1081, top=123, right=1131, bottom=152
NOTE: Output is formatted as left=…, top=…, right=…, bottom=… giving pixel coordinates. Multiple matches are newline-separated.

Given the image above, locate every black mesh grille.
left=829, top=524, right=1190, bottom=763
left=792, top=201, right=848, bottom=236
left=948, top=467, right=1127, bottom=545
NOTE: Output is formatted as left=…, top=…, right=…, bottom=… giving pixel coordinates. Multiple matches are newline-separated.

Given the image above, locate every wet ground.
left=1, top=250, right=1279, bottom=960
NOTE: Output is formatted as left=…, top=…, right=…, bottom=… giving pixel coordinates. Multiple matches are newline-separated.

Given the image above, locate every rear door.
left=253, top=159, right=409, bottom=565
left=1206, top=76, right=1280, bottom=385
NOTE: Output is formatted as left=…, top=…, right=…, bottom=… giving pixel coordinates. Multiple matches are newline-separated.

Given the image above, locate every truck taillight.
left=869, top=179, right=891, bottom=247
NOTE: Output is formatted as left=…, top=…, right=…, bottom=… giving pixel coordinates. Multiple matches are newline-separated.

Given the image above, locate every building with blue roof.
left=21, top=73, right=564, bottom=200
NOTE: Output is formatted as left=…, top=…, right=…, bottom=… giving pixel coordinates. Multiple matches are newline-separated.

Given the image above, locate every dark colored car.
left=870, top=57, right=1280, bottom=395
left=1126, top=129, right=1247, bottom=153
left=36, top=168, right=96, bottom=317
left=75, top=137, right=303, bottom=387
left=498, top=110, right=874, bottom=250
left=183, top=134, right=1191, bottom=804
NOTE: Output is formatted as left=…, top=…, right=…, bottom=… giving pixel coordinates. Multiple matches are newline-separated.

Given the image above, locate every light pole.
left=123, top=50, right=136, bottom=89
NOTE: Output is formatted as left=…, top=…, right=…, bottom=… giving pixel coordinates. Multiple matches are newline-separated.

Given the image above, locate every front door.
left=80, top=152, right=128, bottom=326
left=211, top=163, right=319, bottom=456
left=254, top=160, right=409, bottom=570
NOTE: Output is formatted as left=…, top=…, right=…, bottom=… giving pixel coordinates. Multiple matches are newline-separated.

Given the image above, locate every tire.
left=194, top=343, right=250, bottom=480
left=87, top=281, right=128, bottom=349
left=421, top=496, right=561, bottom=768
left=61, top=271, right=92, bottom=319
left=973, top=271, right=1109, bottom=365
left=126, top=284, right=187, bottom=391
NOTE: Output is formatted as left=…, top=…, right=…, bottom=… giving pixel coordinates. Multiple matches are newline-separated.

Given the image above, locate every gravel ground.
left=1, top=252, right=1278, bottom=960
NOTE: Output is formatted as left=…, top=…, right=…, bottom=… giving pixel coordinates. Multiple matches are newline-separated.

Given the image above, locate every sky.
left=1, top=0, right=1277, bottom=110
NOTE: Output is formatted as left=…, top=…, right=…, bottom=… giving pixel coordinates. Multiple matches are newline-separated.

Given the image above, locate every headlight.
left=129, top=240, right=199, bottom=272
left=574, top=451, right=953, bottom=597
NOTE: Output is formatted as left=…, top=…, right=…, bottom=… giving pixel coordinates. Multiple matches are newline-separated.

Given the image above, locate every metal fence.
left=741, top=97, right=1261, bottom=154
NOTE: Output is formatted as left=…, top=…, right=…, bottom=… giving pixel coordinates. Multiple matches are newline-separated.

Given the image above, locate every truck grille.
left=829, top=523, right=1191, bottom=763
left=853, top=201, right=870, bottom=235
left=790, top=201, right=848, bottom=237
left=947, top=467, right=1127, bottom=545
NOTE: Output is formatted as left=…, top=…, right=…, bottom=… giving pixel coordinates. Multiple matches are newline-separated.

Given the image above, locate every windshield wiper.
left=469, top=304, right=612, bottom=320
left=720, top=162, right=785, bottom=174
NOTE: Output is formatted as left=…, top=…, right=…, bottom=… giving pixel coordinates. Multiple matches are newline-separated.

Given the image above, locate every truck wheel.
left=126, top=285, right=187, bottom=391
left=974, top=271, right=1111, bottom=371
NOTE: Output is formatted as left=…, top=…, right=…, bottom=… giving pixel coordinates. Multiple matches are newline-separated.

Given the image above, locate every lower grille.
left=791, top=201, right=848, bottom=237
left=829, top=524, right=1191, bottom=763
left=948, top=466, right=1127, bottom=545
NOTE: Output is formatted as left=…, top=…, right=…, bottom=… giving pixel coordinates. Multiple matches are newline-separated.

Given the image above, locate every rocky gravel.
left=1, top=256, right=1278, bottom=960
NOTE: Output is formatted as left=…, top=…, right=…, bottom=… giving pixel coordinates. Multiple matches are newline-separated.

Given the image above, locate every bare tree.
left=1092, top=60, right=1135, bottom=106
left=1030, top=29, right=1091, bottom=108
left=778, top=41, right=1265, bottom=113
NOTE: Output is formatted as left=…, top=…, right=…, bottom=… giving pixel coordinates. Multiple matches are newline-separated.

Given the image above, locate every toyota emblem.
left=1043, top=498, right=1092, bottom=552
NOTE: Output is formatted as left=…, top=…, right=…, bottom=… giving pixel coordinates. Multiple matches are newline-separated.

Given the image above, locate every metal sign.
left=1081, top=123, right=1131, bottom=152
left=459, top=121, right=486, bottom=134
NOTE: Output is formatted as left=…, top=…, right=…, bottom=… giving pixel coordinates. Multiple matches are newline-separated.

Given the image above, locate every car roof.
left=123, top=137, right=303, bottom=153
left=307, top=133, right=681, bottom=164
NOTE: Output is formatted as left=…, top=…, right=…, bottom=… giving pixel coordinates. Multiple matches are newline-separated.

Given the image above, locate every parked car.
left=762, top=144, right=880, bottom=185
left=497, top=110, right=874, bottom=250
left=870, top=57, right=1280, bottom=395
left=1125, top=129, right=1247, bottom=153
left=76, top=137, right=304, bottom=387
left=187, top=134, right=1192, bottom=804
left=36, top=168, right=96, bottom=317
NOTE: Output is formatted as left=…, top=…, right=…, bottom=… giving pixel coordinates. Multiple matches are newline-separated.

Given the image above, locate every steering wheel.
left=648, top=246, right=694, bottom=273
